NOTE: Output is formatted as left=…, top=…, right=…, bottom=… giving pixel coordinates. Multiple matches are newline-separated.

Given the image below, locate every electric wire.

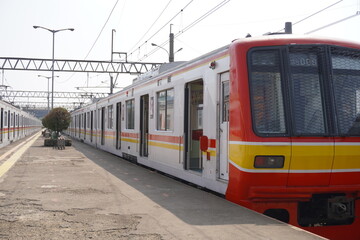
left=306, top=11, right=360, bottom=34
left=128, top=0, right=194, bottom=60
left=176, top=0, right=230, bottom=36
left=84, top=0, right=120, bottom=60
left=276, top=0, right=343, bottom=32
left=62, top=0, right=120, bottom=87
left=138, top=0, right=230, bottom=61
left=128, top=0, right=174, bottom=54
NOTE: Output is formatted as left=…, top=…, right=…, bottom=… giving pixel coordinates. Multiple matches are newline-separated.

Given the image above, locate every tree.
left=42, top=107, right=71, bottom=137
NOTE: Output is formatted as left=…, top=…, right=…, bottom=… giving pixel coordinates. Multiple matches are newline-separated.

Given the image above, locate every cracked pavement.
left=0, top=133, right=323, bottom=240
left=0, top=135, right=162, bottom=240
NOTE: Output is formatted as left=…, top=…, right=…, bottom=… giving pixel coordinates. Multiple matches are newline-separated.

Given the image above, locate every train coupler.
left=298, top=194, right=355, bottom=227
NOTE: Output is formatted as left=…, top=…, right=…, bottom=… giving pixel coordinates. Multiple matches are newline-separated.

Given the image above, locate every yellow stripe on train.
left=229, top=143, right=360, bottom=171
left=122, top=137, right=139, bottom=144
left=149, top=141, right=183, bottom=151
left=334, top=144, right=360, bottom=169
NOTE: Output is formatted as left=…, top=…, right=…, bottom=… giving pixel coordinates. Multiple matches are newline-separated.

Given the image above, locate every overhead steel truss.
left=0, top=90, right=107, bottom=99
left=0, top=57, right=161, bottom=74
left=15, top=101, right=84, bottom=110
left=1, top=90, right=105, bottom=112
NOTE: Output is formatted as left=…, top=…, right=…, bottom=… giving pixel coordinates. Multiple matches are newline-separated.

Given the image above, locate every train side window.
left=87, top=112, right=90, bottom=128
left=157, top=88, right=174, bottom=131
left=4, top=111, right=7, bottom=126
left=249, top=50, right=287, bottom=135
left=289, top=49, right=326, bottom=136
left=107, top=105, right=113, bottom=129
left=98, top=109, right=101, bottom=128
left=331, top=47, right=360, bottom=136
left=222, top=81, right=230, bottom=122
left=126, top=99, right=135, bottom=129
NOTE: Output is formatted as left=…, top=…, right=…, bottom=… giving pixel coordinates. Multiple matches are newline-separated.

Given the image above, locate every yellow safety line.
left=0, top=132, right=41, bottom=178
left=0, top=140, right=28, bottom=162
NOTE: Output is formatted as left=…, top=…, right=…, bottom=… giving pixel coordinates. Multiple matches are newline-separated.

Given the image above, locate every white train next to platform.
left=66, top=35, right=360, bottom=240
left=0, top=99, right=42, bottom=148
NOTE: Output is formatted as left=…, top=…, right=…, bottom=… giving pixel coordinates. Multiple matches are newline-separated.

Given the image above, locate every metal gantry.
left=13, top=101, right=86, bottom=110
left=0, top=90, right=107, bottom=112
left=0, top=90, right=107, bottom=99
left=0, top=57, right=162, bottom=113
left=0, top=57, right=161, bottom=74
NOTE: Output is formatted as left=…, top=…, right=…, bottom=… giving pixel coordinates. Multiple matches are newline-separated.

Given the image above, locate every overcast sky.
left=0, top=0, right=359, bottom=102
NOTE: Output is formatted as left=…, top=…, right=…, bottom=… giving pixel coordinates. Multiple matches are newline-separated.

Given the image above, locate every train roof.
left=72, top=34, right=360, bottom=113
left=232, top=34, right=360, bottom=50
left=126, top=43, right=231, bottom=90
left=127, top=34, right=360, bottom=90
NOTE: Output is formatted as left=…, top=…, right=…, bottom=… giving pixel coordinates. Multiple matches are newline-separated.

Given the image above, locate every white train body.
left=67, top=45, right=230, bottom=194
left=65, top=35, right=360, bottom=239
left=0, top=99, right=42, bottom=148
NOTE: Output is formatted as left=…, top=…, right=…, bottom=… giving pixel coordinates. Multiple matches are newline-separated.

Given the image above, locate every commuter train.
left=66, top=35, right=360, bottom=240
left=0, top=99, right=42, bottom=148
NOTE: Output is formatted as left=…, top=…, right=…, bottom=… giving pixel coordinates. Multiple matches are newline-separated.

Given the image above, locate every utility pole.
left=285, top=22, right=292, bottom=34
left=169, top=24, right=174, bottom=63
left=110, top=29, right=116, bottom=94
left=111, top=29, right=116, bottom=62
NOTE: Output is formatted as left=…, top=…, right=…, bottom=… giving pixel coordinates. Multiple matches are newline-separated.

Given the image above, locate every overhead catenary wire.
left=62, top=0, right=120, bottom=87
left=306, top=11, right=360, bottom=34
left=128, top=0, right=194, bottom=60
left=276, top=0, right=343, bottom=32
left=138, top=0, right=231, bottom=61
left=128, top=0, right=174, bottom=54
left=294, top=0, right=343, bottom=26
left=176, top=0, right=230, bottom=36
left=84, top=0, right=120, bottom=60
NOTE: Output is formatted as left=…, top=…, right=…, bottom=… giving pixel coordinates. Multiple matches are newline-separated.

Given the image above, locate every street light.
left=151, top=43, right=169, bottom=55
left=33, top=25, right=74, bottom=110
left=151, top=43, right=182, bottom=62
left=38, top=75, right=59, bottom=112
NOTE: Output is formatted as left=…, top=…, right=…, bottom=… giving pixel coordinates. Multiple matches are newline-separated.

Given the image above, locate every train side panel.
left=68, top=48, right=231, bottom=194
left=0, top=100, right=42, bottom=148
left=67, top=35, right=360, bottom=240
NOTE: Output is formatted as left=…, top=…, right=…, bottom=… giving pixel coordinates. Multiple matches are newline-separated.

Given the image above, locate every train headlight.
left=254, top=156, right=284, bottom=168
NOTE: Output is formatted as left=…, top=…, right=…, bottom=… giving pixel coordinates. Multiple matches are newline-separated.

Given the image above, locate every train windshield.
left=332, top=47, right=360, bottom=136
left=249, top=45, right=360, bottom=137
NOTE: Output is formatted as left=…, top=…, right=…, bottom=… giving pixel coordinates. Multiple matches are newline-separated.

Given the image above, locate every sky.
left=0, top=0, right=360, bottom=107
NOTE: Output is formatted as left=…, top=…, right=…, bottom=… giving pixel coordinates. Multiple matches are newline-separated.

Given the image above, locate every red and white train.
left=67, top=35, right=360, bottom=240
left=0, top=99, right=42, bottom=148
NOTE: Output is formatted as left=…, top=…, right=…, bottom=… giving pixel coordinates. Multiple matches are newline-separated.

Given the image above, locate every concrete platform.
left=0, top=132, right=325, bottom=239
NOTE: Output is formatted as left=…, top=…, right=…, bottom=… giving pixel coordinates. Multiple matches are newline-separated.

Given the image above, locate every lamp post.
left=33, top=25, right=74, bottom=110
left=38, top=75, right=59, bottom=112
left=151, top=43, right=182, bottom=62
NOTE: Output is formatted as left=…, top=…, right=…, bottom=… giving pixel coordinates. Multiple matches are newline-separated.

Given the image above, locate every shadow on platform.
left=72, top=140, right=278, bottom=227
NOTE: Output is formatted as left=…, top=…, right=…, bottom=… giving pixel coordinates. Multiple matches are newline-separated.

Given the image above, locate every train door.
left=116, top=102, right=121, bottom=149
left=287, top=48, right=333, bottom=186
left=184, top=80, right=204, bottom=172
left=219, top=72, right=230, bottom=180
left=8, top=111, right=10, bottom=140
left=90, top=111, right=93, bottom=142
left=20, top=115, right=23, bottom=136
left=78, top=114, right=81, bottom=138
left=0, top=108, right=3, bottom=143
left=83, top=113, right=86, bottom=140
left=17, top=114, right=19, bottom=137
left=74, top=115, right=77, bottom=138
left=94, top=110, right=97, bottom=145
left=12, top=113, right=15, bottom=138
left=19, top=115, right=21, bottom=136
left=140, top=95, right=149, bottom=157
left=101, top=107, right=105, bottom=145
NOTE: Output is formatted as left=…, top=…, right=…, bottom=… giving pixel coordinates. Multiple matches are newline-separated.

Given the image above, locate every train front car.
left=226, top=36, right=360, bottom=240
